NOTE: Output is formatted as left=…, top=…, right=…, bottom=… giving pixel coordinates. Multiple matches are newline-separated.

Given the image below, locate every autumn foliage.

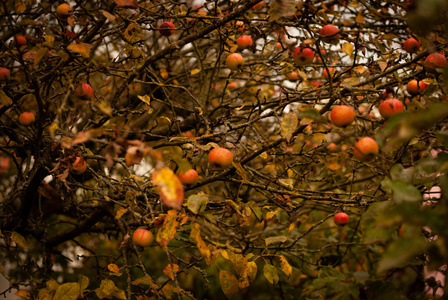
left=1, top=0, right=448, bottom=299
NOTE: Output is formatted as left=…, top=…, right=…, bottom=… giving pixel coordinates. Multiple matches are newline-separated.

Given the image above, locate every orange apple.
left=13, top=35, right=27, bottom=48
left=75, top=83, right=94, bottom=100
left=0, top=67, right=10, bottom=81
left=227, top=81, right=238, bottom=89
left=293, top=47, right=315, bottom=65
left=406, top=80, right=428, bottom=95
left=287, top=71, right=300, bottom=81
left=178, top=169, right=199, bottom=185
left=70, top=156, right=87, bottom=175
left=226, top=53, right=244, bottom=71
left=379, top=98, right=404, bottom=118
left=402, top=37, right=420, bottom=53
left=208, top=147, right=233, bottom=168
left=320, top=24, right=340, bottom=44
left=237, top=35, right=253, bottom=50
left=18, top=112, right=35, bottom=126
left=424, top=53, right=447, bottom=72
left=353, top=137, right=378, bottom=160
left=330, top=105, right=355, bottom=127
left=322, top=67, right=335, bottom=80
left=132, top=228, right=153, bottom=247
left=334, top=212, right=349, bottom=226
left=159, top=21, right=175, bottom=37
left=56, top=3, right=73, bottom=18
left=327, top=142, right=338, bottom=152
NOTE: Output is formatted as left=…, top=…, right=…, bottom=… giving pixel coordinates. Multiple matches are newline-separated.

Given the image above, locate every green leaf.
left=263, top=264, right=279, bottom=285
left=11, top=232, right=29, bottom=249
left=381, top=180, right=423, bottom=202
left=361, top=201, right=397, bottom=243
left=219, top=270, right=239, bottom=299
left=247, top=201, right=262, bottom=221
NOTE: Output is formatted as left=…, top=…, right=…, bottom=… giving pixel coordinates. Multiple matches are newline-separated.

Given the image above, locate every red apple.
left=208, top=147, right=233, bottom=168
left=237, top=35, right=253, bottom=50
left=159, top=21, right=175, bottom=37
left=287, top=71, right=299, bottom=81
left=70, top=156, right=87, bottom=175
left=406, top=80, right=428, bottom=95
left=353, top=137, right=378, bottom=160
left=56, top=3, right=73, bottom=18
left=13, top=35, right=27, bottom=48
left=402, top=37, right=420, bottom=53
left=226, top=53, right=244, bottom=71
left=178, top=169, right=199, bottom=185
left=125, top=146, right=144, bottom=166
left=327, top=142, right=338, bottom=152
left=334, top=212, right=349, bottom=226
left=293, top=47, right=315, bottom=66
left=322, top=67, right=335, bottom=80
left=379, top=98, right=404, bottom=118
left=132, top=228, right=153, bottom=247
left=75, top=83, right=94, bottom=100
left=18, top=112, right=35, bottom=126
left=424, top=53, right=447, bottom=72
left=320, top=24, right=340, bottom=44
left=330, top=105, right=355, bottom=127
left=0, top=67, right=10, bottom=81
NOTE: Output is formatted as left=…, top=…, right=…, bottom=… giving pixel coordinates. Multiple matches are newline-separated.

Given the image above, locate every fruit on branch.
left=13, top=35, right=27, bottom=48
left=402, top=37, right=420, bottom=53
left=322, top=67, right=335, bottom=80
left=237, top=35, right=253, bottom=50
left=287, top=71, right=299, bottom=81
left=353, top=137, right=378, bottom=161
left=227, top=81, right=238, bottom=89
left=320, top=24, right=340, bottom=44
left=56, top=3, right=73, bottom=18
left=178, top=169, right=199, bottom=185
left=293, top=47, right=315, bottom=66
left=334, top=212, right=349, bottom=226
left=125, top=146, right=144, bottom=166
left=226, top=53, right=244, bottom=71
left=70, top=156, right=87, bottom=175
left=208, top=147, right=233, bottom=168
left=0, top=67, right=10, bottom=81
left=424, top=53, right=447, bottom=72
left=379, top=98, right=404, bottom=118
left=406, top=80, right=428, bottom=95
left=75, top=83, right=94, bottom=100
left=327, top=142, right=338, bottom=152
left=330, top=105, right=355, bottom=127
left=132, top=228, right=153, bottom=247
left=18, top=112, right=35, bottom=126
left=159, top=21, right=175, bottom=37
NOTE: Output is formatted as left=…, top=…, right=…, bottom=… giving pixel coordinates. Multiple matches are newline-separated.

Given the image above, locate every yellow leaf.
left=280, top=112, right=298, bottom=143
left=163, top=263, right=179, bottom=281
left=15, top=290, right=31, bottom=299
left=378, top=61, right=388, bottom=72
left=0, top=90, right=13, bottom=105
left=279, top=255, right=292, bottom=277
left=186, top=193, right=208, bottom=215
left=152, top=168, right=184, bottom=210
left=44, top=35, right=55, bottom=46
left=95, top=279, right=126, bottom=300
left=67, top=43, right=91, bottom=58
left=353, top=65, right=366, bottom=74
left=219, top=270, right=239, bottom=299
left=124, top=22, right=144, bottom=44
left=12, top=231, right=29, bottom=249
left=156, top=210, right=179, bottom=250
left=115, top=207, right=128, bottom=219
left=108, top=264, right=120, bottom=273
left=263, top=264, right=279, bottom=285
left=341, top=42, right=353, bottom=57
left=131, top=276, right=159, bottom=290
left=190, top=68, right=201, bottom=75
left=101, top=10, right=116, bottom=22
left=190, top=222, right=211, bottom=264
left=356, top=11, right=365, bottom=24
left=54, top=282, right=80, bottom=300
left=34, top=47, right=48, bottom=67
left=232, top=161, right=248, bottom=183
left=95, top=101, right=112, bottom=116
left=15, top=1, right=26, bottom=13
left=228, top=251, right=247, bottom=276
left=238, top=261, right=257, bottom=289
left=265, top=236, right=287, bottom=246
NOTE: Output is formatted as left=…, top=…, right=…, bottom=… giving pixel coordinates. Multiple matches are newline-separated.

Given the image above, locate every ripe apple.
left=353, top=137, right=378, bottom=160
left=327, top=142, right=338, bottom=152
left=18, top=112, right=35, bottom=126
left=178, top=169, right=199, bottom=185
left=424, top=53, right=447, bottom=72
left=379, top=98, right=404, bottom=118
left=208, top=147, right=233, bottom=168
left=334, top=212, right=349, bottom=226
left=70, top=156, right=87, bottom=175
left=322, top=67, right=335, bottom=80
left=226, top=53, right=244, bottom=71
left=125, top=146, right=144, bottom=166
left=0, top=67, right=10, bottom=81
left=402, top=37, right=420, bottom=53
left=132, top=228, right=153, bottom=247
left=406, top=79, right=428, bottom=95
left=13, top=35, right=27, bottom=48
left=227, top=81, right=238, bottom=89
left=287, top=71, right=299, bottom=81
left=56, top=3, right=73, bottom=18
left=293, top=47, right=315, bottom=65
left=320, top=24, right=340, bottom=44
left=330, top=105, right=355, bottom=127
left=75, top=83, right=94, bottom=100
left=237, top=35, right=253, bottom=50
left=159, top=21, right=175, bottom=37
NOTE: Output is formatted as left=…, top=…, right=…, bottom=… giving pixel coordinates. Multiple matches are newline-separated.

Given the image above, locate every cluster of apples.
left=225, top=35, right=254, bottom=71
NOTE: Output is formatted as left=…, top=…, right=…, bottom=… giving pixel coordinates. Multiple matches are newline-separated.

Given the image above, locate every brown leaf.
left=67, top=43, right=91, bottom=58
left=115, top=0, right=139, bottom=9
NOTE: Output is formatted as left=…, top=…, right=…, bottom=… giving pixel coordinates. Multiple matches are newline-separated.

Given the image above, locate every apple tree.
left=1, top=0, right=448, bottom=299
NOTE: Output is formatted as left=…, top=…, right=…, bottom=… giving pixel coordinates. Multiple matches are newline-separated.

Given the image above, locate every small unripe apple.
left=293, top=47, right=315, bottom=66
left=330, top=105, right=355, bottom=127
left=56, top=3, right=73, bottom=18
left=379, top=98, right=404, bottom=118
left=13, top=35, right=27, bottom=48
left=334, top=212, right=349, bottom=226
left=159, top=21, right=175, bottom=37
left=424, top=53, right=447, bottom=72
left=75, top=83, right=94, bottom=100
left=402, top=37, right=420, bottom=53
left=132, top=228, right=153, bottom=247
left=353, top=137, right=378, bottom=160
left=320, top=24, right=340, bottom=44
left=322, top=67, right=335, bottom=80
left=208, top=147, right=233, bottom=168
left=70, top=156, right=87, bottom=175
left=18, top=112, right=35, bottom=126
left=406, top=80, right=428, bottom=95
left=236, top=35, right=253, bottom=50
left=0, top=67, right=10, bottom=81
left=226, top=53, right=244, bottom=71
left=178, top=169, right=199, bottom=185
